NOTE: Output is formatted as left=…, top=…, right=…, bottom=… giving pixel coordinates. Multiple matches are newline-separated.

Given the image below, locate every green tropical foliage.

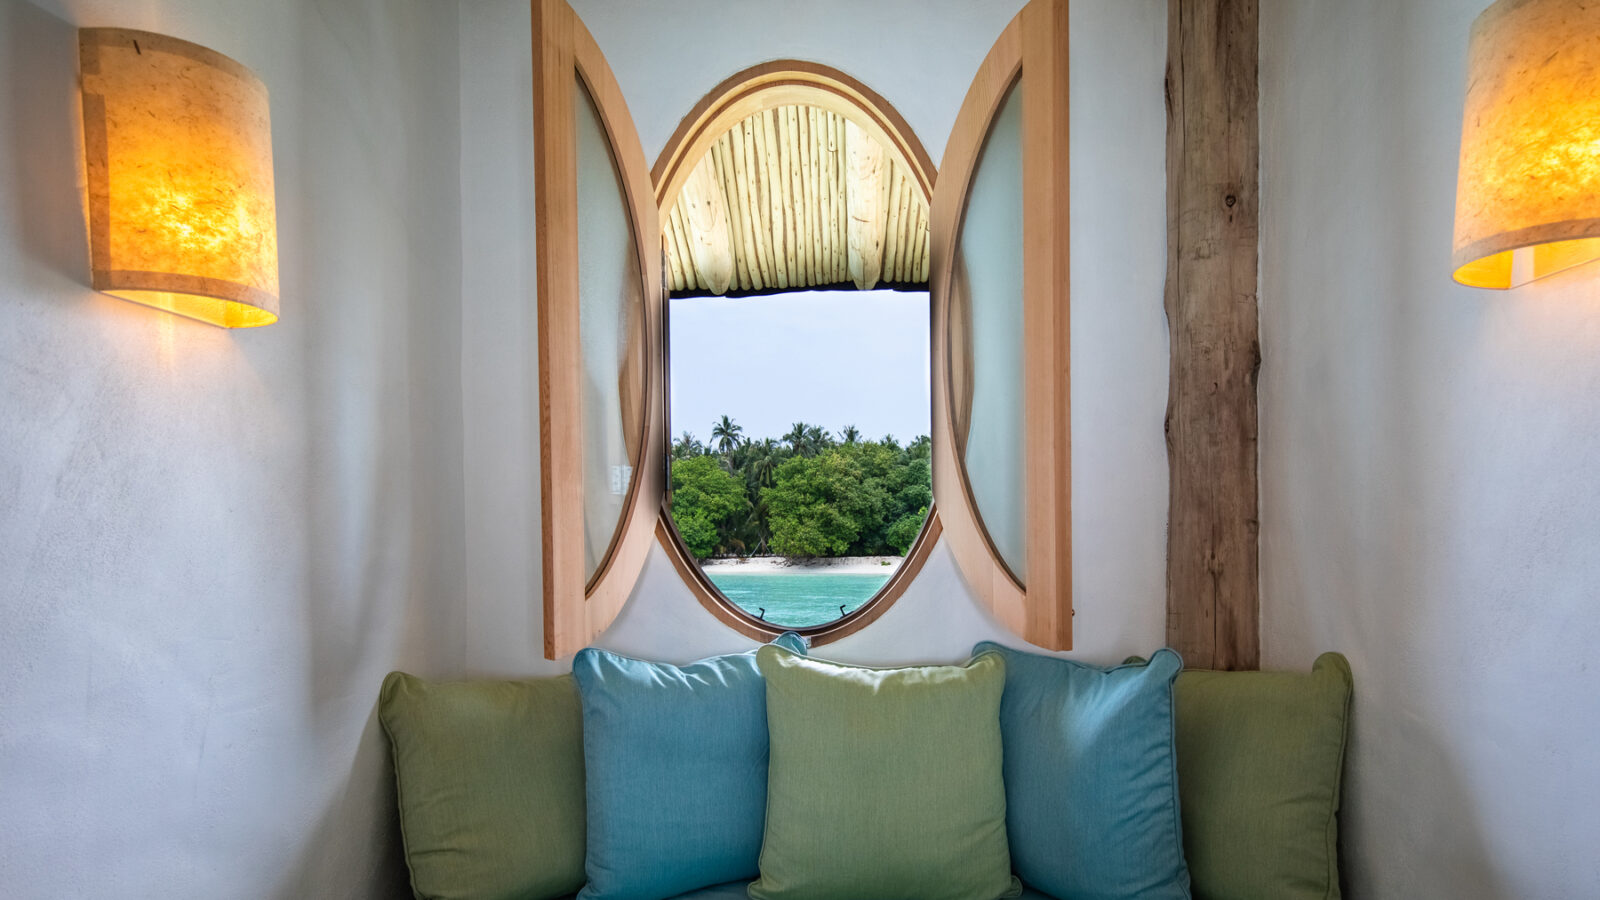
left=668, top=417, right=932, bottom=560
left=669, top=455, right=748, bottom=559
left=672, top=430, right=705, bottom=460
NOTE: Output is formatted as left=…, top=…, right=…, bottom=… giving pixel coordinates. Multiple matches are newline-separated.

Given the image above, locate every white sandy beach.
left=699, top=555, right=903, bottom=576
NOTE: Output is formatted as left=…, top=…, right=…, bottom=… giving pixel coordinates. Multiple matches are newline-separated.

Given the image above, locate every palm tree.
left=672, top=430, right=704, bottom=459
left=805, top=424, right=831, bottom=454
left=722, top=435, right=756, bottom=476
left=749, top=438, right=780, bottom=488
left=841, top=425, right=861, bottom=445
left=783, top=422, right=832, bottom=457
left=783, top=421, right=810, bottom=454
left=711, top=415, right=743, bottom=454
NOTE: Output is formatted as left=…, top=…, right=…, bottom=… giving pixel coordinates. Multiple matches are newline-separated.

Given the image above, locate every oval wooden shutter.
left=930, top=0, right=1072, bottom=649
left=532, top=0, right=665, bottom=659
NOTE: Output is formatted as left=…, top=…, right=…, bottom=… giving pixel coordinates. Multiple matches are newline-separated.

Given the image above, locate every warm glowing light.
left=1452, top=0, right=1600, bottom=289
left=80, top=28, right=279, bottom=327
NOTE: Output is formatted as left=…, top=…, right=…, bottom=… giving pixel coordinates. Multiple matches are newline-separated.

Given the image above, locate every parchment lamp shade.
left=1453, top=0, right=1600, bottom=289
left=79, top=29, right=279, bottom=327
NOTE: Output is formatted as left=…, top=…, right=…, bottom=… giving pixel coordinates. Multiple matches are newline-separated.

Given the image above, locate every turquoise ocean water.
left=704, top=571, right=892, bottom=628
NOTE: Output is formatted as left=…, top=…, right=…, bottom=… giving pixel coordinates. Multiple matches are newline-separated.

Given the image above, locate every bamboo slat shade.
left=663, top=104, right=930, bottom=296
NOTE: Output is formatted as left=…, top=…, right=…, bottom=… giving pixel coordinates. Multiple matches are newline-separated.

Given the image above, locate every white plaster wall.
left=1260, top=0, right=1600, bottom=896
left=459, top=0, right=1171, bottom=670
left=0, top=0, right=464, bottom=895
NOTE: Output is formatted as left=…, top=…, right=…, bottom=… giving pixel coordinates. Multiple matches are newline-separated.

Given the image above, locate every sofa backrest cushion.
left=379, top=671, right=586, bottom=900
left=750, top=646, right=1022, bottom=900
left=1172, top=652, right=1353, bottom=900
left=976, top=642, right=1192, bottom=900
left=571, top=633, right=806, bottom=900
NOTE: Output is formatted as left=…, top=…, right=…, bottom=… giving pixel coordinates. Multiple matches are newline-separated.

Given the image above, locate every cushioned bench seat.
left=562, top=883, right=1057, bottom=900
left=381, top=649, right=1354, bottom=900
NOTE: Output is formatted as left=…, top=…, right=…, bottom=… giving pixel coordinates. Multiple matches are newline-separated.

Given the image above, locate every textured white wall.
left=459, top=0, right=1172, bottom=671
left=1261, top=0, right=1600, bottom=896
left=0, top=0, right=464, bottom=895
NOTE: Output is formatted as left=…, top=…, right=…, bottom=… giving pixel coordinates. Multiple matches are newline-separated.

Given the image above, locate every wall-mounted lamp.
left=79, top=28, right=279, bottom=327
left=1453, top=0, right=1600, bottom=290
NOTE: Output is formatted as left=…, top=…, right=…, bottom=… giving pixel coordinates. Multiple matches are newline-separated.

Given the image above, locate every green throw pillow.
left=379, top=672, right=586, bottom=900
left=750, top=646, right=1021, bottom=900
left=1173, top=653, right=1353, bottom=900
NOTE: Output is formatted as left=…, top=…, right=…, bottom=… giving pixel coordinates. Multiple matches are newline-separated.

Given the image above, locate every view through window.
left=668, top=289, right=931, bottom=627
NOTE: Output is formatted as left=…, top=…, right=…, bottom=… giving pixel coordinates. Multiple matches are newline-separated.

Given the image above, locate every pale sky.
left=668, top=289, right=931, bottom=446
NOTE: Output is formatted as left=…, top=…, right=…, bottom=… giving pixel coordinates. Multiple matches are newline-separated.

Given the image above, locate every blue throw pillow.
left=973, top=642, right=1191, bottom=900
left=572, top=634, right=806, bottom=900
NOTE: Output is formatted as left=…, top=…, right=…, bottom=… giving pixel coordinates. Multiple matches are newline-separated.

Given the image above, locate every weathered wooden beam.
left=680, top=155, right=735, bottom=294
left=845, top=119, right=887, bottom=290
left=1164, top=0, right=1260, bottom=671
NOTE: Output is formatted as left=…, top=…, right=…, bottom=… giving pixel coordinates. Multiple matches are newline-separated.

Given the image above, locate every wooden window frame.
left=651, top=62, right=943, bottom=647
left=930, top=0, right=1073, bottom=650
left=532, top=0, right=665, bottom=658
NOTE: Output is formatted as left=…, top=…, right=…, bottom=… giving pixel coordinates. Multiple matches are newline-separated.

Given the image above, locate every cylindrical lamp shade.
left=1453, top=0, right=1600, bottom=289
left=80, top=29, right=279, bottom=327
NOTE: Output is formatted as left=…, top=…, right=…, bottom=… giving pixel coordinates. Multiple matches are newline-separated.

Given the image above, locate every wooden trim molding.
left=652, top=61, right=941, bottom=648
left=931, top=0, right=1073, bottom=651
left=1164, top=0, right=1261, bottom=670
left=1019, top=0, right=1073, bottom=649
left=931, top=15, right=1026, bottom=634
left=533, top=0, right=665, bottom=659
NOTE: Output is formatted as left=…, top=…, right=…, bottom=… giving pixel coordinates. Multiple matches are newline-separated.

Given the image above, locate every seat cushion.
left=976, top=643, right=1191, bottom=900
left=572, top=634, right=806, bottom=900
left=750, top=646, right=1021, bottom=900
left=565, top=884, right=1059, bottom=900
left=1172, top=653, right=1353, bottom=900
left=379, top=672, right=585, bottom=900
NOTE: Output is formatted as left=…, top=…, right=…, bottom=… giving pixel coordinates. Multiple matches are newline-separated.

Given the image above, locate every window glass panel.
left=667, top=289, right=932, bottom=627
left=955, top=81, right=1026, bottom=581
left=575, top=76, right=643, bottom=582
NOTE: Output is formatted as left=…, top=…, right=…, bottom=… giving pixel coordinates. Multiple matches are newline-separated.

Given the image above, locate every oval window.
left=534, top=3, right=1072, bottom=658
left=653, top=65, right=939, bottom=641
